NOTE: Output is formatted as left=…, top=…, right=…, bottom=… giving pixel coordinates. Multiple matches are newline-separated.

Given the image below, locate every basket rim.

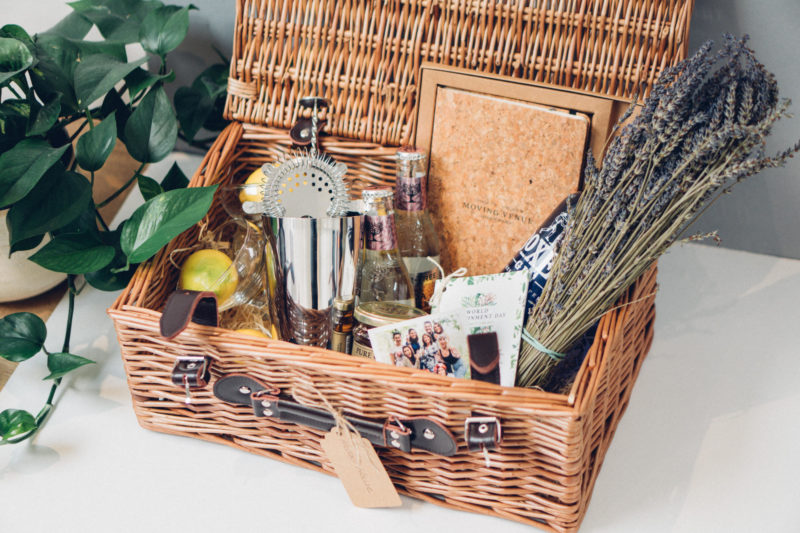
left=109, top=303, right=579, bottom=412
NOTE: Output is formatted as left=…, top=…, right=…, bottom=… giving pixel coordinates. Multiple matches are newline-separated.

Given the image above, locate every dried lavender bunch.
left=517, top=36, right=800, bottom=388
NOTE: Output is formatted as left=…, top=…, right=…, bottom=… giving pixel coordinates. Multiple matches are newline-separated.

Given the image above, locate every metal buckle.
left=464, top=415, right=502, bottom=466
left=464, top=416, right=502, bottom=444
left=385, top=417, right=412, bottom=451
left=171, top=356, right=211, bottom=405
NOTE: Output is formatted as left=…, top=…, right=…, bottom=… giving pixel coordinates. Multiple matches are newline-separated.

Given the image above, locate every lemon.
left=179, top=249, right=238, bottom=304
left=239, top=167, right=268, bottom=203
left=235, top=328, right=270, bottom=339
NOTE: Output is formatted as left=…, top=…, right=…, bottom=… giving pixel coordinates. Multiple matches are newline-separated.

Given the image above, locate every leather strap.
left=464, top=415, right=502, bottom=452
left=212, top=375, right=457, bottom=456
left=212, top=374, right=277, bottom=405
left=472, top=365, right=500, bottom=385
left=467, top=332, right=501, bottom=385
left=290, top=117, right=327, bottom=146
left=159, top=290, right=218, bottom=339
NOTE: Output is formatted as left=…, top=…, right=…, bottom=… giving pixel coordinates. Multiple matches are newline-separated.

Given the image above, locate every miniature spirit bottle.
left=356, top=187, right=415, bottom=306
left=329, top=298, right=355, bottom=354
left=394, top=147, right=441, bottom=312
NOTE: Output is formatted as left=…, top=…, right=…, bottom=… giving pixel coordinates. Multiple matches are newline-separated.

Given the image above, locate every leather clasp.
left=251, top=390, right=282, bottom=417
left=384, top=418, right=412, bottom=452
left=464, top=415, right=502, bottom=453
left=291, top=96, right=329, bottom=146
left=160, top=290, right=218, bottom=339
left=171, top=356, right=211, bottom=405
left=290, top=117, right=327, bottom=146
left=212, top=374, right=273, bottom=406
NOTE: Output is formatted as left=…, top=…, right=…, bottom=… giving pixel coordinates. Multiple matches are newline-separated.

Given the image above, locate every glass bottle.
left=356, top=187, right=415, bottom=306
left=394, top=147, right=441, bottom=312
left=329, top=298, right=355, bottom=354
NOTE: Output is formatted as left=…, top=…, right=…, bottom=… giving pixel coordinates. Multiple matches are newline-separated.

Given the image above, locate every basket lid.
left=224, top=0, right=693, bottom=146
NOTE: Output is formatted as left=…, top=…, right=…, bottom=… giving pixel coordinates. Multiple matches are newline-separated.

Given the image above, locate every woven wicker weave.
left=227, top=0, right=694, bottom=145
left=110, top=1, right=692, bottom=530
left=111, top=122, right=656, bottom=531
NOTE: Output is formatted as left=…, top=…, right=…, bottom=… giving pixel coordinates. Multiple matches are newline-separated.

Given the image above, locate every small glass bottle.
left=394, top=147, right=441, bottom=312
left=329, top=298, right=355, bottom=354
left=356, top=187, right=415, bottom=307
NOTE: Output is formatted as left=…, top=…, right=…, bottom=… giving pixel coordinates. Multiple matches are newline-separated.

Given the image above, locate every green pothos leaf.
left=0, top=409, right=37, bottom=442
left=0, top=312, right=47, bottom=362
left=44, top=352, right=95, bottom=380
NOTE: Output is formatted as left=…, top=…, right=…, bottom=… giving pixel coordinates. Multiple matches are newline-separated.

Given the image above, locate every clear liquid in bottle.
left=356, top=187, right=415, bottom=307
left=394, top=147, right=441, bottom=312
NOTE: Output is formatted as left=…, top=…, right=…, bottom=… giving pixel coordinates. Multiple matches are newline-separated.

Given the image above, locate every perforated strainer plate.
left=242, top=151, right=348, bottom=218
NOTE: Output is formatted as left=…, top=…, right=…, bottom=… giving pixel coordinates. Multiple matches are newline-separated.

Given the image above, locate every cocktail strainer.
left=242, top=151, right=348, bottom=217
left=242, top=96, right=349, bottom=218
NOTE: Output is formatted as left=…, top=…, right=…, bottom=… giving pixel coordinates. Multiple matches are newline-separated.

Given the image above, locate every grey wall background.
left=5, top=0, right=800, bottom=259
left=686, top=1, right=800, bottom=259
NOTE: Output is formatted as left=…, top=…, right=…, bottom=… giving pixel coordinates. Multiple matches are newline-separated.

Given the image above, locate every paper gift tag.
left=321, top=426, right=402, bottom=508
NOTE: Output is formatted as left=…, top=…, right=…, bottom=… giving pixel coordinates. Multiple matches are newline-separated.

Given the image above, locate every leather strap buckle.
left=464, top=415, right=502, bottom=453
left=171, top=356, right=211, bottom=405
left=211, top=375, right=457, bottom=456
left=384, top=418, right=412, bottom=452
left=251, top=390, right=282, bottom=417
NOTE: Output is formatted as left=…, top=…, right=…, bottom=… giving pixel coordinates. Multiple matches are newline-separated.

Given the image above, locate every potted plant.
left=0, top=0, right=228, bottom=444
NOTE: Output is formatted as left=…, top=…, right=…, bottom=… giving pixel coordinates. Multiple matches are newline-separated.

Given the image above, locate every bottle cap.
left=354, top=302, right=426, bottom=327
left=333, top=298, right=355, bottom=311
left=361, top=187, right=393, bottom=201
left=396, top=146, right=426, bottom=162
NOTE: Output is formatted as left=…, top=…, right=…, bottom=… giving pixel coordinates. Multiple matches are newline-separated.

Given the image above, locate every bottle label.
left=395, top=175, right=426, bottom=212
left=351, top=340, right=375, bottom=359
left=330, top=331, right=352, bottom=354
left=365, top=214, right=398, bottom=251
left=403, top=257, right=441, bottom=312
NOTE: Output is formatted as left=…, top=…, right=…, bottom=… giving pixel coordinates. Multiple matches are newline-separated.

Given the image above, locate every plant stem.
left=62, top=275, right=76, bottom=353
left=95, top=206, right=111, bottom=232
left=18, top=275, right=77, bottom=438
left=96, top=162, right=146, bottom=208
left=68, top=119, right=91, bottom=144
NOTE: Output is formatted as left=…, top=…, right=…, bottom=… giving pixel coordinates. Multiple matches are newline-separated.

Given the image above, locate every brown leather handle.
left=211, top=374, right=458, bottom=457
left=171, top=364, right=500, bottom=456
left=159, top=290, right=219, bottom=339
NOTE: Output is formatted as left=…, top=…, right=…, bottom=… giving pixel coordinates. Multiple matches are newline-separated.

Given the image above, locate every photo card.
left=433, top=271, right=528, bottom=387
left=368, top=311, right=471, bottom=380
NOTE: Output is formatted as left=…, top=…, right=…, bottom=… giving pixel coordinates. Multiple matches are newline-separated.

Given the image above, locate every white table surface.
left=2, top=154, right=799, bottom=533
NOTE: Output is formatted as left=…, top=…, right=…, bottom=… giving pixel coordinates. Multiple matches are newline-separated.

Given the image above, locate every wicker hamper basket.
left=109, top=1, right=693, bottom=531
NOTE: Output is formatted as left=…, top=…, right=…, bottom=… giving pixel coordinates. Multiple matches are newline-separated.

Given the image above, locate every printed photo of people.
left=368, top=312, right=471, bottom=379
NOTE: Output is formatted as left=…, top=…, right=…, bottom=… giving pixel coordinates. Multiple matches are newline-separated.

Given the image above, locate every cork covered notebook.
left=424, top=87, right=588, bottom=274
